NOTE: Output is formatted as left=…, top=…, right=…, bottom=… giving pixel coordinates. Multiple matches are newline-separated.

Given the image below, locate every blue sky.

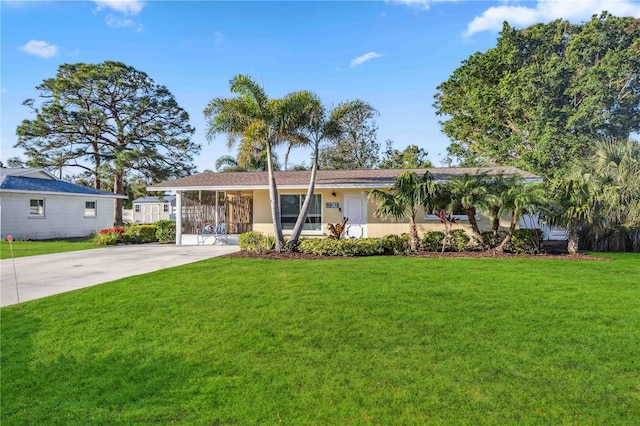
left=2, top=0, right=640, bottom=173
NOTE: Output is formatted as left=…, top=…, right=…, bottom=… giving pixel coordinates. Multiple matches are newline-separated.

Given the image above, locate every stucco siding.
left=250, top=188, right=518, bottom=239
left=1, top=193, right=115, bottom=240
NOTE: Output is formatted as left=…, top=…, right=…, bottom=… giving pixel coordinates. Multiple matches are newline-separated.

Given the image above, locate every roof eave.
left=0, top=189, right=128, bottom=199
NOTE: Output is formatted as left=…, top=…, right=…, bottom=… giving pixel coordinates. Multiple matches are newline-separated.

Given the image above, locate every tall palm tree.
left=204, top=75, right=304, bottom=251
left=496, top=179, right=549, bottom=252
left=286, top=98, right=376, bottom=248
left=368, top=171, right=440, bottom=252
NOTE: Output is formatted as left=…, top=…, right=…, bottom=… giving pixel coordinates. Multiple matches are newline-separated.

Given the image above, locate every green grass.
left=2, top=254, right=639, bottom=425
left=0, top=238, right=96, bottom=259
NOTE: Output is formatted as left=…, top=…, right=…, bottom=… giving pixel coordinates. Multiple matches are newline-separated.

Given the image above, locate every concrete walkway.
left=1, top=244, right=239, bottom=307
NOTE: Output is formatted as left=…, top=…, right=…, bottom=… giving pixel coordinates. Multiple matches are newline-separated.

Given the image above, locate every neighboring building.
left=131, top=195, right=176, bottom=224
left=0, top=168, right=127, bottom=240
left=148, top=167, right=543, bottom=245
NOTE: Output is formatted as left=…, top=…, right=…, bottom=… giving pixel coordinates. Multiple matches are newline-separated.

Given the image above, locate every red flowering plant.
left=433, top=209, right=457, bottom=254
left=98, top=227, right=125, bottom=235
left=95, top=227, right=125, bottom=245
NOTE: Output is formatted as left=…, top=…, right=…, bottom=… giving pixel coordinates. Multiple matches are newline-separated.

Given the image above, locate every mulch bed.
left=221, top=248, right=610, bottom=261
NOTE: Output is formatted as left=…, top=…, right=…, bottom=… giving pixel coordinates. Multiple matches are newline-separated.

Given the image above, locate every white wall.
left=0, top=193, right=116, bottom=240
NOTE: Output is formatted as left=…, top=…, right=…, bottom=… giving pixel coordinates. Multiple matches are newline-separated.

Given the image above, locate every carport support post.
left=215, top=191, right=219, bottom=227
left=176, top=190, right=183, bottom=245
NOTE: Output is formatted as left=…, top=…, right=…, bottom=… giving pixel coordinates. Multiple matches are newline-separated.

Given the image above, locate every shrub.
left=155, top=220, right=176, bottom=243
left=125, top=225, right=158, bottom=243
left=481, top=231, right=508, bottom=249
left=446, top=229, right=471, bottom=252
left=93, top=227, right=124, bottom=246
left=381, top=234, right=410, bottom=255
left=506, top=229, right=543, bottom=254
left=238, top=231, right=274, bottom=253
left=297, top=238, right=384, bottom=257
left=420, top=231, right=444, bottom=252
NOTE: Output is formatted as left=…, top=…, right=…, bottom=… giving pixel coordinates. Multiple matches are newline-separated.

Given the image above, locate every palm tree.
left=368, top=171, right=440, bottom=252
left=544, top=170, right=593, bottom=254
left=496, top=179, right=549, bottom=252
left=204, top=75, right=304, bottom=251
left=286, top=98, right=376, bottom=248
left=448, top=173, right=493, bottom=243
left=484, top=174, right=510, bottom=238
left=585, top=139, right=640, bottom=251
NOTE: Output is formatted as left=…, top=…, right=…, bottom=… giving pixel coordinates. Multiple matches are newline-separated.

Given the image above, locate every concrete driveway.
left=1, top=244, right=239, bottom=307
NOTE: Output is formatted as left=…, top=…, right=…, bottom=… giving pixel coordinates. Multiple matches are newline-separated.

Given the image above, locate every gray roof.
left=149, top=167, right=540, bottom=190
left=0, top=167, right=56, bottom=180
left=133, top=195, right=176, bottom=204
left=1, top=174, right=126, bottom=198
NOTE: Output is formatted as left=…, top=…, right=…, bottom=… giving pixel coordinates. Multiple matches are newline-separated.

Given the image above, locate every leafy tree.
left=378, top=141, right=432, bottom=169
left=368, top=171, right=440, bottom=252
left=4, top=157, right=26, bottom=168
left=15, top=61, right=198, bottom=223
left=318, top=101, right=379, bottom=170
left=435, top=13, right=640, bottom=176
left=204, top=75, right=306, bottom=251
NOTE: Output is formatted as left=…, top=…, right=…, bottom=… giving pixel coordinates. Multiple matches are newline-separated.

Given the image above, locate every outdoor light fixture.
left=331, top=191, right=337, bottom=197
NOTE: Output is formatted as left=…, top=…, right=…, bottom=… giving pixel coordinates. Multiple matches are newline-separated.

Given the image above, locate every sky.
left=2, top=0, right=640, bottom=173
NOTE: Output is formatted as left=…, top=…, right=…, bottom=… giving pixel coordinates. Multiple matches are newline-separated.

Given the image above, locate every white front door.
left=342, top=193, right=367, bottom=238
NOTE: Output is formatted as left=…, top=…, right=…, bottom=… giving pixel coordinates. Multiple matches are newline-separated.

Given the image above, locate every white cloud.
left=93, top=0, right=145, bottom=15
left=350, top=51, right=383, bottom=68
left=106, top=15, right=135, bottom=28
left=18, top=40, right=58, bottom=58
left=387, top=0, right=460, bottom=11
left=466, top=0, right=640, bottom=36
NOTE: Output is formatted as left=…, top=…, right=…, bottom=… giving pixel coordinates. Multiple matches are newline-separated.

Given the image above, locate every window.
left=85, top=201, right=97, bottom=217
left=163, top=204, right=169, bottom=213
left=280, top=194, right=322, bottom=232
left=30, top=199, right=44, bottom=216
left=135, top=205, right=141, bottom=213
left=426, top=203, right=477, bottom=220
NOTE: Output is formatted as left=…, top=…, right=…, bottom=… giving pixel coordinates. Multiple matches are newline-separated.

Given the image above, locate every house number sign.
left=326, top=202, right=340, bottom=209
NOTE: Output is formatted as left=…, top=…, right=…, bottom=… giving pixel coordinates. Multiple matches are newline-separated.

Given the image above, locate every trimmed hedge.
left=155, top=220, right=176, bottom=244
left=238, top=231, right=275, bottom=253
left=420, top=231, right=445, bottom=252
left=298, top=238, right=384, bottom=257
left=124, top=225, right=158, bottom=243
left=381, top=233, right=410, bottom=255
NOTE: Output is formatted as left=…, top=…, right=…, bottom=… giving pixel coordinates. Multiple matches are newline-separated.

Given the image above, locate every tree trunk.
left=491, top=207, right=500, bottom=237
left=466, top=207, right=484, bottom=243
left=266, top=139, right=285, bottom=251
left=409, top=214, right=419, bottom=252
left=567, top=224, right=579, bottom=254
left=93, top=137, right=101, bottom=190
left=497, top=212, right=517, bottom=252
left=113, top=169, right=124, bottom=225
left=287, top=141, right=319, bottom=248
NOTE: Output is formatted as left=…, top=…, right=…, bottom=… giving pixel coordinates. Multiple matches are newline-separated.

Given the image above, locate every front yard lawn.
left=2, top=254, right=639, bottom=424
left=0, top=238, right=96, bottom=259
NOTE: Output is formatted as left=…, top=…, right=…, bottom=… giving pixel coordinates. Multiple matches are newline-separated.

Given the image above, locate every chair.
left=196, top=222, right=228, bottom=245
